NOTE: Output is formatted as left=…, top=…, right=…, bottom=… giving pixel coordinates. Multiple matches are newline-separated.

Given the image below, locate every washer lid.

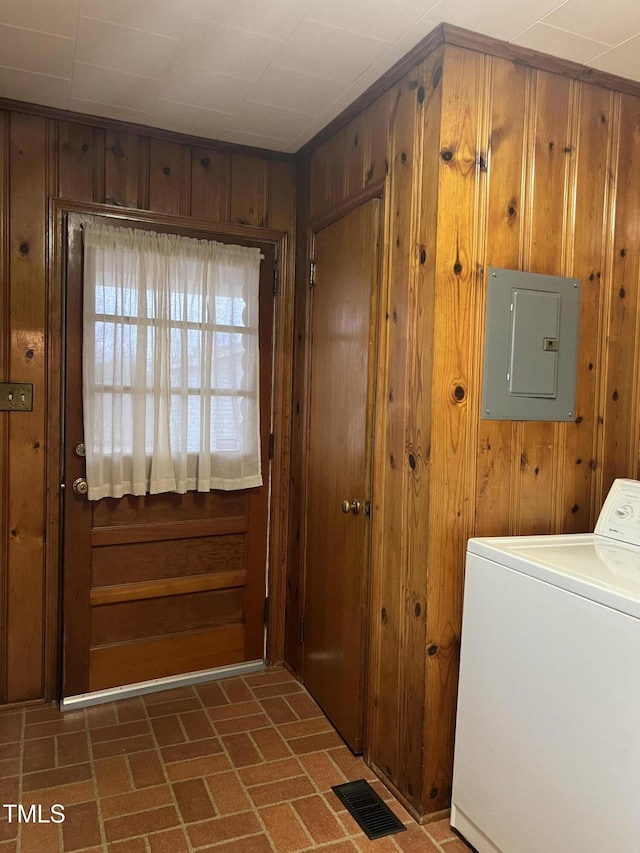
left=467, top=533, right=640, bottom=618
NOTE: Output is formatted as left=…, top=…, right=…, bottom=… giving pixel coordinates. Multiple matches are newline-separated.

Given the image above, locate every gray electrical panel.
left=482, top=267, right=581, bottom=421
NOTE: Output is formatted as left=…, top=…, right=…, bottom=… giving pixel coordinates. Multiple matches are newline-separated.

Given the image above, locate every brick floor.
left=0, top=669, right=471, bottom=852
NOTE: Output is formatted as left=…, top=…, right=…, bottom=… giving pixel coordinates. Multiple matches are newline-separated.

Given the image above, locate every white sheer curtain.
left=82, top=223, right=263, bottom=500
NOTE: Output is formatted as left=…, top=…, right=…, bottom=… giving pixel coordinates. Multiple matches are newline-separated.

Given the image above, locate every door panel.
left=303, top=199, right=380, bottom=753
left=62, top=214, right=274, bottom=697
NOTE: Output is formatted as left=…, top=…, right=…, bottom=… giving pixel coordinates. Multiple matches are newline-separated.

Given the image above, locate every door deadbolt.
left=74, top=442, right=86, bottom=457
left=341, top=499, right=361, bottom=515
left=72, top=477, right=89, bottom=496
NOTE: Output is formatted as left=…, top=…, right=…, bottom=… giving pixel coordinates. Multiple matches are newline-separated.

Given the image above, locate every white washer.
left=451, top=478, right=640, bottom=852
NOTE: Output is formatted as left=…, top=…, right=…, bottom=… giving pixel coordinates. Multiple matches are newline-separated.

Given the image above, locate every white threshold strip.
left=60, top=659, right=265, bottom=712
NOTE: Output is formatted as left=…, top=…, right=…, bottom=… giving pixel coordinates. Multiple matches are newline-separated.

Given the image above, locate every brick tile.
left=20, top=819, right=60, bottom=853
left=26, top=780, right=96, bottom=809
left=0, top=715, right=23, bottom=742
left=104, top=805, right=179, bottom=843
left=221, top=733, right=262, bottom=767
left=107, top=839, right=147, bottom=853
left=93, top=734, right=156, bottom=759
left=173, top=777, right=216, bottom=823
left=285, top=692, right=323, bottom=720
left=186, top=811, right=261, bottom=848
left=299, top=752, right=347, bottom=791
left=251, top=683, right=304, bottom=700
left=289, top=731, right=344, bottom=755
left=238, top=757, right=303, bottom=787
left=327, top=747, right=374, bottom=780
left=244, top=669, right=293, bottom=687
left=147, top=827, right=190, bottom=853
left=23, top=737, right=56, bottom=773
left=144, top=687, right=196, bottom=705
left=206, top=771, right=251, bottom=815
left=128, top=750, right=165, bottom=788
left=0, top=759, right=19, bottom=778
left=249, top=776, right=315, bottom=807
left=101, top=785, right=173, bottom=819
left=150, top=715, right=186, bottom=747
left=57, top=730, right=90, bottom=766
left=250, top=727, right=292, bottom=762
left=0, top=821, right=18, bottom=843
left=180, top=710, right=214, bottom=741
left=207, top=701, right=261, bottom=721
left=146, top=698, right=202, bottom=717
left=214, top=713, right=270, bottom=735
left=0, top=842, right=16, bottom=853
left=220, top=679, right=253, bottom=704
left=84, top=703, right=118, bottom=729
left=23, top=704, right=60, bottom=723
left=0, top=743, right=19, bottom=761
left=90, top=720, right=150, bottom=743
left=61, top=800, right=102, bottom=851
left=259, top=802, right=311, bottom=852
left=259, top=697, right=298, bottom=725
left=198, top=835, right=272, bottom=853
left=354, top=835, right=401, bottom=852
left=115, top=697, right=146, bottom=723
left=94, top=755, right=133, bottom=797
left=293, top=794, right=346, bottom=844
left=425, top=818, right=457, bottom=842
left=22, top=762, right=92, bottom=793
left=165, top=752, right=230, bottom=782
left=25, top=714, right=85, bottom=740
left=195, top=681, right=228, bottom=708
left=396, top=824, right=446, bottom=852
left=161, top=737, right=223, bottom=764
left=441, top=839, right=474, bottom=851
left=318, top=843, right=359, bottom=852
left=278, top=717, right=333, bottom=740
left=0, top=778, right=19, bottom=804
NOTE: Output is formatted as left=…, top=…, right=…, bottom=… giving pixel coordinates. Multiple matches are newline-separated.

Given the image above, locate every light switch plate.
left=0, top=383, right=33, bottom=411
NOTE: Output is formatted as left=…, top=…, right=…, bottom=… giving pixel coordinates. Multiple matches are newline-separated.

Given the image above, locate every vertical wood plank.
left=58, top=122, right=96, bottom=202
left=190, top=148, right=231, bottom=221
left=518, top=70, right=572, bottom=534
left=0, top=111, right=9, bottom=703
left=230, top=154, right=267, bottom=226
left=370, top=75, right=418, bottom=795
left=561, top=85, right=612, bottom=532
left=600, top=93, right=640, bottom=494
left=424, top=45, right=488, bottom=814
left=475, top=58, right=529, bottom=537
left=365, top=91, right=391, bottom=187
left=345, top=113, right=366, bottom=199
left=105, top=131, right=141, bottom=208
left=7, top=112, right=47, bottom=702
left=148, top=139, right=191, bottom=216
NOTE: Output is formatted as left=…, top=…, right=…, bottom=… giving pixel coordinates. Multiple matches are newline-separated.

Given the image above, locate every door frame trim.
left=299, top=178, right=390, bottom=754
left=45, top=198, right=293, bottom=699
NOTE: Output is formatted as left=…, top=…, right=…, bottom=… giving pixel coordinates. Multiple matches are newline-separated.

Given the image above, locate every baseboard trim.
left=60, top=659, right=265, bottom=711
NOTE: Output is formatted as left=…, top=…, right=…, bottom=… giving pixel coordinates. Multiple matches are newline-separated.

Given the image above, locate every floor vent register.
left=331, top=779, right=407, bottom=840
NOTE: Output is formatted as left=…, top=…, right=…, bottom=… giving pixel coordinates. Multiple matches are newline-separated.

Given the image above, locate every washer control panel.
left=595, top=479, right=640, bottom=546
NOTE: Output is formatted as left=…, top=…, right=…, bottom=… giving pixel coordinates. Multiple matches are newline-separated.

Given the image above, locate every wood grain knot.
left=453, top=261, right=462, bottom=275
left=414, top=602, right=421, bottom=617
left=612, top=389, right=619, bottom=401
left=600, top=114, right=606, bottom=123
left=81, top=142, right=89, bottom=152
left=620, top=248, right=627, bottom=257
left=575, top=415, right=582, bottom=423
left=429, top=787, right=439, bottom=799
left=162, top=166, right=171, bottom=175
left=589, top=459, right=598, bottom=469
left=407, top=782, right=414, bottom=796
left=440, top=149, right=453, bottom=162
left=19, top=242, right=29, bottom=255
left=401, top=152, right=407, bottom=163
left=417, top=85, right=425, bottom=104
left=419, top=248, right=426, bottom=265
left=576, top=458, right=582, bottom=465
left=427, top=644, right=438, bottom=656
left=10, top=529, right=18, bottom=538
left=432, top=65, right=442, bottom=89
left=507, top=205, right=516, bottom=217
left=200, top=156, right=211, bottom=168
left=588, top=362, right=593, bottom=370
left=408, top=453, right=416, bottom=470
left=571, top=504, right=579, bottom=514
left=366, top=164, right=375, bottom=181
left=564, top=146, right=572, bottom=153
left=589, top=273, right=595, bottom=281
left=620, top=287, right=626, bottom=298
left=454, top=385, right=465, bottom=401
left=111, top=145, right=124, bottom=158
left=25, top=349, right=34, bottom=359
left=381, top=607, right=388, bottom=624
left=548, top=141, right=555, bottom=151
left=354, top=134, right=359, bottom=146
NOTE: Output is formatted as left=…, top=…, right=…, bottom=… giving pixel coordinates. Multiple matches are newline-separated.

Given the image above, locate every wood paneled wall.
left=289, top=34, right=640, bottom=820
left=0, top=108, right=296, bottom=706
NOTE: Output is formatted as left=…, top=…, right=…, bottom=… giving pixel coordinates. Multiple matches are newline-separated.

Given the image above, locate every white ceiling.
left=1, top=0, right=640, bottom=153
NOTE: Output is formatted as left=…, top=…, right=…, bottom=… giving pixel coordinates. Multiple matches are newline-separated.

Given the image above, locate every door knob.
left=72, top=477, right=88, bottom=496
left=341, top=499, right=361, bottom=515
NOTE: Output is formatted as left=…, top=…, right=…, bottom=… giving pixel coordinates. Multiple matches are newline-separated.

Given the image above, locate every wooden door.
left=62, top=214, right=274, bottom=697
left=302, top=199, right=380, bottom=753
